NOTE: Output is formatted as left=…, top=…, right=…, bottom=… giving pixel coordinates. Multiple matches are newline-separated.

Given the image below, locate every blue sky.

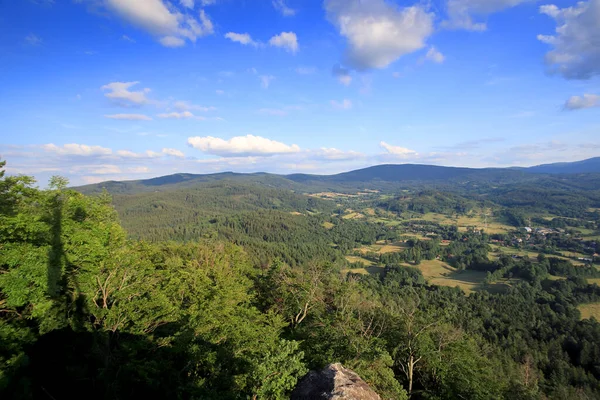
left=1, top=0, right=599, bottom=186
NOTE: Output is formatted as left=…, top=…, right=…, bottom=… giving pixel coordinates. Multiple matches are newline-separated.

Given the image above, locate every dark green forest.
left=2, top=159, right=600, bottom=399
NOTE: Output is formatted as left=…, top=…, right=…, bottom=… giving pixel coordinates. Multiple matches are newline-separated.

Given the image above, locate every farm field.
left=354, top=241, right=408, bottom=255
left=579, top=303, right=600, bottom=320
left=405, top=259, right=511, bottom=294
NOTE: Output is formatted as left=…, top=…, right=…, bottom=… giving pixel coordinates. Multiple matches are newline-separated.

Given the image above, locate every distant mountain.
left=523, top=157, right=600, bottom=174
left=74, top=158, right=600, bottom=196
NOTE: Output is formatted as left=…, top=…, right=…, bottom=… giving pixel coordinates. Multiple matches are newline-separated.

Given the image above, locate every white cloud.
left=173, top=101, right=216, bottom=112
left=272, top=0, right=296, bottom=16
left=25, top=33, right=42, bottom=46
left=162, top=148, right=185, bottom=158
left=424, top=46, right=445, bottom=63
left=325, top=0, right=434, bottom=70
left=104, top=113, right=153, bottom=121
left=117, top=150, right=162, bottom=158
left=295, top=66, right=317, bottom=74
left=187, top=134, right=301, bottom=157
left=101, top=81, right=151, bottom=105
left=331, top=99, right=353, bottom=110
left=260, top=75, right=275, bottom=89
left=269, top=32, right=299, bottom=53
left=43, top=143, right=113, bottom=156
left=225, top=32, right=259, bottom=46
left=538, top=1, right=600, bottom=79
left=564, top=94, right=600, bottom=110
left=444, top=0, right=534, bottom=31
left=180, top=0, right=194, bottom=8
left=332, top=64, right=352, bottom=85
left=122, top=35, right=136, bottom=43
left=160, top=36, right=186, bottom=47
left=157, top=111, right=202, bottom=119
left=104, top=0, right=214, bottom=47
left=380, top=141, right=418, bottom=157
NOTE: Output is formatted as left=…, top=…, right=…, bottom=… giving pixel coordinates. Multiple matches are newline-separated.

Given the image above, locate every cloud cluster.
left=444, top=0, right=534, bottom=31
left=105, top=113, right=153, bottom=121
left=424, top=47, right=445, bottom=64
left=269, top=32, right=298, bottom=53
left=272, top=0, right=296, bottom=16
left=538, top=0, right=600, bottom=79
left=225, top=32, right=259, bottom=47
left=105, top=0, right=214, bottom=47
left=102, top=81, right=151, bottom=105
left=564, top=94, right=600, bottom=110
left=325, top=0, right=434, bottom=70
left=187, top=134, right=301, bottom=157
left=380, top=141, right=418, bottom=158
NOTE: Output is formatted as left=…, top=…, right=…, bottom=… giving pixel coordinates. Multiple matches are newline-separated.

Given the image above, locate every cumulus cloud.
left=332, top=64, right=352, bottom=85
left=225, top=32, right=259, bottom=46
left=423, top=46, right=445, bottom=63
left=180, top=0, right=194, bottom=8
left=43, top=143, right=113, bottom=156
left=269, top=32, right=299, bottom=53
left=157, top=111, right=202, bottom=119
left=325, top=0, right=434, bottom=70
left=443, top=0, right=534, bottom=31
left=160, top=36, right=186, bottom=47
left=187, top=134, right=301, bottom=157
left=260, top=75, right=275, bottom=89
left=104, top=0, right=214, bottom=47
left=380, top=141, right=418, bottom=157
left=162, top=148, right=185, bottom=158
left=538, top=1, right=600, bottom=79
left=102, top=81, right=151, bottom=105
left=564, top=94, right=600, bottom=110
left=104, top=113, right=153, bottom=121
left=331, top=99, right=353, bottom=110
left=272, top=0, right=296, bottom=16
left=117, top=150, right=162, bottom=158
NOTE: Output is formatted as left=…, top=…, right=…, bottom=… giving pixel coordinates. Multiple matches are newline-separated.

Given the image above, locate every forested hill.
left=520, top=157, right=600, bottom=174
left=75, top=158, right=600, bottom=196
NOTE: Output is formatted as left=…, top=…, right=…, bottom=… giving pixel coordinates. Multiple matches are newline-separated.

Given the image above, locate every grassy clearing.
left=345, top=256, right=374, bottom=266
left=403, top=259, right=518, bottom=294
left=355, top=241, right=409, bottom=255
left=588, top=278, right=600, bottom=285
left=579, top=303, right=600, bottom=320
left=342, top=212, right=365, bottom=220
left=322, top=221, right=335, bottom=229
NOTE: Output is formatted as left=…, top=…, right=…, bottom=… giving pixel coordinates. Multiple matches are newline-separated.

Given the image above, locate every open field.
left=355, top=241, right=409, bottom=255
left=322, top=221, right=335, bottom=229
left=579, top=303, right=600, bottom=320
left=405, top=259, right=512, bottom=294
left=587, top=278, right=600, bottom=285
left=345, top=256, right=374, bottom=266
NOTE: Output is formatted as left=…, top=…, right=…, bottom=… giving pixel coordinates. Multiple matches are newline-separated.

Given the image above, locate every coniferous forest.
left=2, top=159, right=600, bottom=399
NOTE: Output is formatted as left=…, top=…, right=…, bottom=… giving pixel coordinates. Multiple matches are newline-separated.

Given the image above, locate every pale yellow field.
left=579, top=303, right=600, bottom=320
left=322, top=221, right=335, bottom=229
left=342, top=212, right=365, bottom=220
left=355, top=241, right=407, bottom=255
left=588, top=278, right=600, bottom=285
left=345, top=256, right=374, bottom=266
left=406, top=260, right=513, bottom=294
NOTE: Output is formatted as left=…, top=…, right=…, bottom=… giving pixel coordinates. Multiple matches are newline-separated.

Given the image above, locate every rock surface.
left=291, top=363, right=381, bottom=400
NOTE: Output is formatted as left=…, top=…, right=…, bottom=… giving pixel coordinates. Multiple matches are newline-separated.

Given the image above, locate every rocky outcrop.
left=291, top=363, right=381, bottom=400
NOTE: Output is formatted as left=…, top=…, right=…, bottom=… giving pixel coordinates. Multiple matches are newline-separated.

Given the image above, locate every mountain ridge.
left=75, top=157, right=600, bottom=195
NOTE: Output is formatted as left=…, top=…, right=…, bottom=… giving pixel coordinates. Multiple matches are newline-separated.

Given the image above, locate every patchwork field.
left=355, top=241, right=408, bottom=255
left=579, top=303, right=600, bottom=320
